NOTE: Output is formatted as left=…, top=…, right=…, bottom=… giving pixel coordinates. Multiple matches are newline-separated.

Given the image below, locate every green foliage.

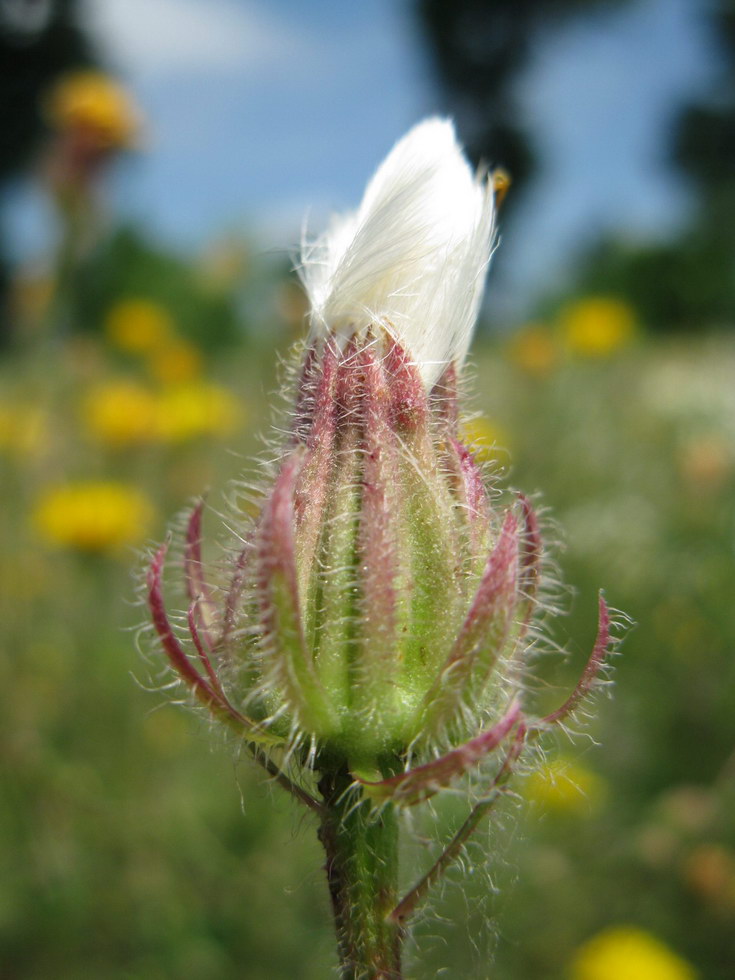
left=416, top=0, right=629, bottom=215
left=70, top=226, right=244, bottom=352
left=575, top=234, right=735, bottom=332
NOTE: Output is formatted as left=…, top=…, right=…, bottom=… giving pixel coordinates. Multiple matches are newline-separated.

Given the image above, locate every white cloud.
left=83, top=0, right=305, bottom=77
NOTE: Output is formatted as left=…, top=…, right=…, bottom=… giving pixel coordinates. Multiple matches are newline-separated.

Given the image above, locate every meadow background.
left=1, top=1, right=734, bottom=978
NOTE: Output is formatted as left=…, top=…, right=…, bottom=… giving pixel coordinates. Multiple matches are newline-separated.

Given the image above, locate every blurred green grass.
left=1, top=320, right=734, bottom=978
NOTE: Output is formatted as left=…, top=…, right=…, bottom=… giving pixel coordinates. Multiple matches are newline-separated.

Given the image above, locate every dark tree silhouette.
left=1, top=0, right=93, bottom=182
left=416, top=0, right=622, bottom=212
left=576, top=0, right=735, bottom=331
left=0, top=0, right=94, bottom=343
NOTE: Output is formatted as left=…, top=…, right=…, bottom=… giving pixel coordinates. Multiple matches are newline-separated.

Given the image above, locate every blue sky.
left=7, top=0, right=719, bottom=311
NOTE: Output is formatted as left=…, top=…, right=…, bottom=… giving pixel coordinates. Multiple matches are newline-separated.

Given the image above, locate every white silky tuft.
left=300, top=118, right=496, bottom=387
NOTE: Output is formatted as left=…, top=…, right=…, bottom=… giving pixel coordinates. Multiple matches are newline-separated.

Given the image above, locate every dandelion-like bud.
left=146, top=119, right=615, bottom=979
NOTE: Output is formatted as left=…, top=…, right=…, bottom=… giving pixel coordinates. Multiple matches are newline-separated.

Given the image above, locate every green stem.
left=318, top=768, right=404, bottom=979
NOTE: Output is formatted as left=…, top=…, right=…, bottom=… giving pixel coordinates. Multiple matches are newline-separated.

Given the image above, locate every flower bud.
left=260, top=327, right=532, bottom=766
left=147, top=119, right=611, bottom=802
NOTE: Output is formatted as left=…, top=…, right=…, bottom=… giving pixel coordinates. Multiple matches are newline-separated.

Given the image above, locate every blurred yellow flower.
left=559, top=296, right=637, bottom=357
left=460, top=416, right=510, bottom=465
left=147, top=339, right=204, bottom=384
left=105, top=299, right=175, bottom=355
left=570, top=926, right=698, bottom=980
left=525, top=757, right=606, bottom=815
left=154, top=382, right=242, bottom=443
left=507, top=322, right=558, bottom=376
left=0, top=403, right=49, bottom=457
left=34, top=481, right=153, bottom=553
left=82, top=380, right=158, bottom=448
left=46, top=71, right=139, bottom=149
left=82, top=377, right=242, bottom=448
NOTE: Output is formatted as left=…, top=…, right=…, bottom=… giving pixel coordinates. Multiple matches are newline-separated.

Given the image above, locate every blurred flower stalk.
left=146, top=120, right=617, bottom=978
left=42, top=71, right=140, bottom=331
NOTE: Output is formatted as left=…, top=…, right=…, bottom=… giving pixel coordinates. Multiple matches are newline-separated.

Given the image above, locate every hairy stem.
left=318, top=768, right=404, bottom=979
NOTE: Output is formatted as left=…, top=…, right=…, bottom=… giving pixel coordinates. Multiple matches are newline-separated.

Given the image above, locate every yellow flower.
left=34, top=482, right=153, bottom=553
left=154, top=382, right=242, bottom=444
left=525, top=757, right=606, bottom=815
left=82, top=380, right=158, bottom=448
left=147, top=339, right=203, bottom=385
left=46, top=71, right=139, bottom=149
left=570, top=927, right=698, bottom=980
left=559, top=296, right=636, bottom=358
left=105, top=299, right=175, bottom=355
left=460, top=416, right=510, bottom=465
left=507, top=322, right=558, bottom=376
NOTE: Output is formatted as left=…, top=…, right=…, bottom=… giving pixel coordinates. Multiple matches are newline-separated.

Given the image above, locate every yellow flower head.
left=147, top=339, right=204, bottom=385
left=507, top=322, right=558, bottom=376
left=82, top=380, right=158, bottom=448
left=460, top=416, right=510, bottom=465
left=46, top=70, right=140, bottom=149
left=525, top=757, right=606, bottom=815
left=570, top=926, right=698, bottom=980
left=560, top=296, right=637, bottom=358
left=34, top=481, right=153, bottom=553
left=105, top=299, right=175, bottom=355
left=154, top=382, right=242, bottom=444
